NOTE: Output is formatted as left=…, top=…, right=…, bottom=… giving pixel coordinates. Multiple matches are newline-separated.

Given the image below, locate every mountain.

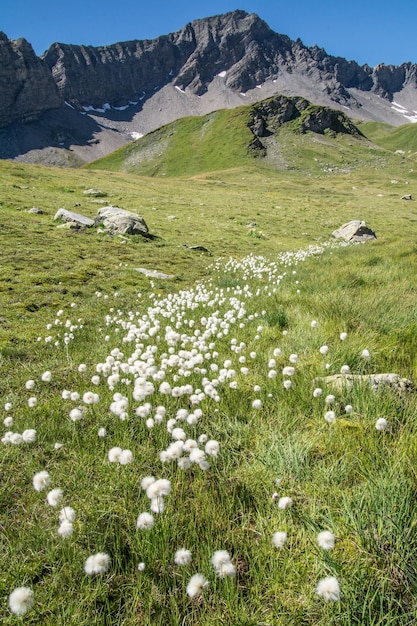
left=1, top=10, right=417, bottom=166
left=84, top=95, right=366, bottom=178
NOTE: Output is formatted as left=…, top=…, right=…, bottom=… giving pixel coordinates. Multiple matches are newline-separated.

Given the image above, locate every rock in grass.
left=95, top=206, right=150, bottom=237
left=83, top=188, right=107, bottom=197
left=54, top=208, right=94, bottom=227
left=135, top=268, right=174, bottom=279
left=332, top=220, right=376, bottom=242
left=315, top=373, right=413, bottom=395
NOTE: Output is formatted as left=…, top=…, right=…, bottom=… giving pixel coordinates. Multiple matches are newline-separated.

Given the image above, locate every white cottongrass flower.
left=317, top=531, right=335, bottom=550
left=141, top=476, right=155, bottom=490
left=83, top=391, right=99, bottom=404
left=137, top=562, right=145, bottom=571
left=59, top=506, right=76, bottom=523
left=345, top=405, right=353, bottom=414
left=324, top=411, right=336, bottom=424
left=22, top=429, right=37, bottom=443
left=28, top=397, right=37, bottom=408
left=289, top=354, right=298, bottom=364
left=41, top=371, right=52, bottom=382
left=136, top=512, right=155, bottom=530
left=25, top=380, right=35, bottom=390
left=325, top=394, right=335, bottom=404
left=119, top=449, right=134, bottom=465
left=272, top=531, right=287, bottom=548
left=84, top=552, right=111, bottom=575
left=70, top=408, right=83, bottom=422
left=316, top=576, right=340, bottom=601
left=4, top=402, right=12, bottom=411
left=211, top=550, right=236, bottom=578
left=205, top=440, right=219, bottom=457
left=33, top=470, right=51, bottom=492
left=78, top=363, right=87, bottom=373
left=313, top=388, right=322, bottom=398
left=282, top=366, right=295, bottom=376
left=58, top=520, right=74, bottom=538
left=108, top=447, right=123, bottom=463
left=340, top=365, right=350, bottom=374
left=340, top=332, right=348, bottom=341
left=375, top=418, right=388, bottom=431
left=8, top=586, right=34, bottom=616
left=361, top=349, right=371, bottom=360
left=98, top=427, right=107, bottom=437
left=47, top=488, right=63, bottom=507
left=283, top=380, right=292, bottom=389
left=278, top=496, right=293, bottom=510
left=146, top=478, right=171, bottom=499
left=319, top=345, right=329, bottom=355
left=252, top=399, right=262, bottom=409
left=4, top=416, right=13, bottom=427
left=311, top=320, right=318, bottom=328
left=211, top=550, right=231, bottom=569
left=174, top=548, right=192, bottom=566
left=186, top=573, right=209, bottom=598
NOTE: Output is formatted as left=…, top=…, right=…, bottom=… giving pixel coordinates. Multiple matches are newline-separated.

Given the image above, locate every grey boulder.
left=332, top=220, right=376, bottom=242
left=54, top=208, right=94, bottom=227
left=95, top=206, right=150, bottom=237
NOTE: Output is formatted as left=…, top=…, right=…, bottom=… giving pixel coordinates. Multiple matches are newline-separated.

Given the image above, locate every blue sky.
left=2, top=0, right=416, bottom=67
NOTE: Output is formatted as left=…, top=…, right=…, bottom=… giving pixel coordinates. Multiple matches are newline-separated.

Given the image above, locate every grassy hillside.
left=1, top=126, right=417, bottom=624
left=86, top=97, right=375, bottom=178
left=359, top=120, right=417, bottom=156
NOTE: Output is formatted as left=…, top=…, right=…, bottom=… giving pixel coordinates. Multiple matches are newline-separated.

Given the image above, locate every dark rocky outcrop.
left=248, top=95, right=362, bottom=138
left=0, top=32, right=62, bottom=127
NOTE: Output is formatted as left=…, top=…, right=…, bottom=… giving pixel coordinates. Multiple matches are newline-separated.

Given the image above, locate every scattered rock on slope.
left=95, top=206, right=151, bottom=237
left=54, top=208, right=94, bottom=227
left=332, top=220, right=376, bottom=242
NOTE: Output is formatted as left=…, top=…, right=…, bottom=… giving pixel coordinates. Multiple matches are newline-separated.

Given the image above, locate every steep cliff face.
left=0, top=32, right=62, bottom=127
left=40, top=11, right=417, bottom=110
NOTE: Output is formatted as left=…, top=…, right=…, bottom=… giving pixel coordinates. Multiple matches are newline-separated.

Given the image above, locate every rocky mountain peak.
left=1, top=10, right=417, bottom=165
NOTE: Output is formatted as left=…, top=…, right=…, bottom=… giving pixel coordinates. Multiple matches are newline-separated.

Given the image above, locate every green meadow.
left=1, top=110, right=417, bottom=625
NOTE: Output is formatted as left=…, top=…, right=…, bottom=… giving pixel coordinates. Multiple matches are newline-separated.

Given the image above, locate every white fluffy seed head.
left=375, top=418, right=388, bottom=431
left=278, top=496, right=293, bottom=510
left=59, top=506, right=76, bottom=523
left=47, top=488, right=63, bottom=507
left=317, top=531, right=335, bottom=550
left=186, top=573, right=209, bottom=598
left=119, top=449, right=133, bottom=465
left=58, top=520, right=74, bottom=538
left=8, top=586, right=34, bottom=616
left=272, top=531, right=287, bottom=548
left=316, top=576, right=340, bottom=601
left=108, top=447, right=122, bottom=462
left=174, top=548, right=192, bottom=566
left=84, top=552, right=111, bottom=575
left=33, top=470, right=51, bottom=492
left=22, top=429, right=37, bottom=443
left=136, top=512, right=154, bottom=530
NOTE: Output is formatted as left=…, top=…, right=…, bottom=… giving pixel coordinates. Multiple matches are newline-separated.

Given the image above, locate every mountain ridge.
left=1, top=10, right=417, bottom=165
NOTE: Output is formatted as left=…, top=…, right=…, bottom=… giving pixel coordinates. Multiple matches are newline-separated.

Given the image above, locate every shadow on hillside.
left=0, top=106, right=132, bottom=161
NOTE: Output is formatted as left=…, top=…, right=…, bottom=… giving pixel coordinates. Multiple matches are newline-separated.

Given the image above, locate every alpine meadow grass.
left=1, top=131, right=417, bottom=625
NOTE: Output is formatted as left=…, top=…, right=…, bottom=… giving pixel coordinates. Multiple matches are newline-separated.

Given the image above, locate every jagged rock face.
left=248, top=95, right=362, bottom=137
left=0, top=32, right=62, bottom=127
left=42, top=35, right=195, bottom=108
left=41, top=10, right=417, bottom=110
